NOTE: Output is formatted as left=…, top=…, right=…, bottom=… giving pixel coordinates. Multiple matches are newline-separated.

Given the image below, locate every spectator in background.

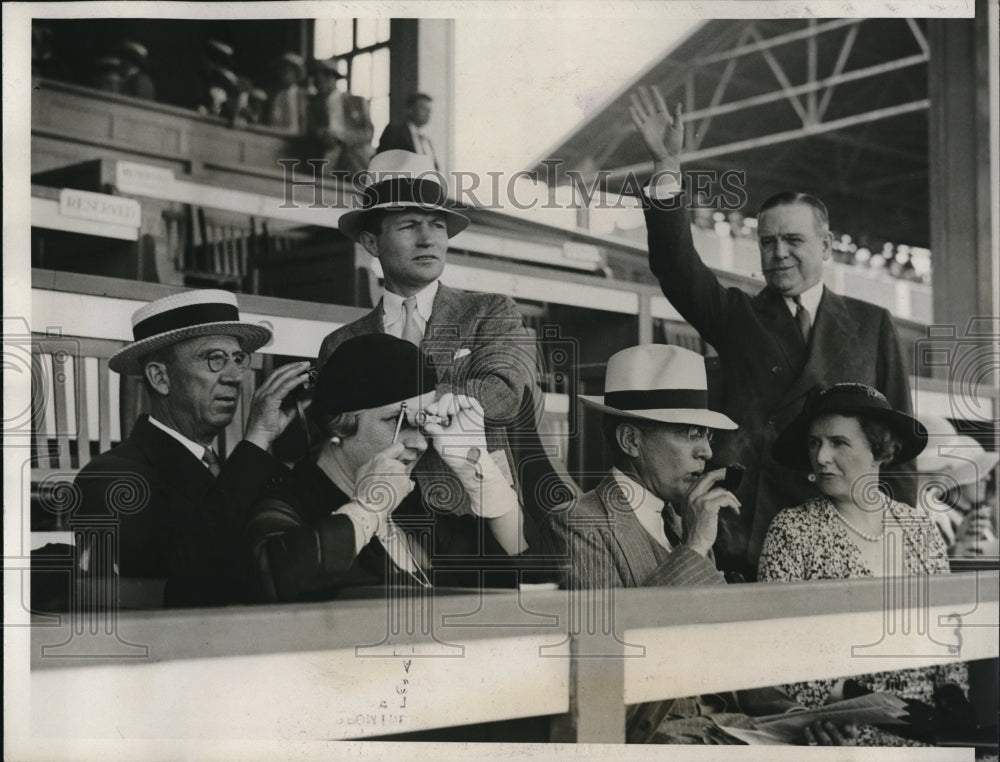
left=306, top=58, right=374, bottom=174
left=376, top=92, right=439, bottom=170
left=247, top=87, right=268, bottom=126
left=917, top=415, right=1000, bottom=557
left=266, top=52, right=307, bottom=133
left=229, top=76, right=254, bottom=128
left=91, top=56, right=123, bottom=93
left=121, top=41, right=156, bottom=100
left=197, top=65, right=237, bottom=119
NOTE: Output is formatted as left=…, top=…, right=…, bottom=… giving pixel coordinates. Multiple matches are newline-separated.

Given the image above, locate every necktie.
left=401, top=297, right=422, bottom=346
left=201, top=447, right=222, bottom=478
left=662, top=510, right=682, bottom=549
left=793, top=296, right=812, bottom=344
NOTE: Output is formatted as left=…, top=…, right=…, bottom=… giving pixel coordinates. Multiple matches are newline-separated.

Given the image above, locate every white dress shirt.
left=149, top=415, right=212, bottom=469
left=382, top=280, right=438, bottom=341
left=611, top=467, right=678, bottom=551
left=783, top=280, right=824, bottom=319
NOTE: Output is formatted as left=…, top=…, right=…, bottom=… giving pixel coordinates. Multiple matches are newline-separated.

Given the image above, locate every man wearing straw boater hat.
left=74, top=289, right=312, bottom=607
left=319, top=150, right=575, bottom=552
left=545, top=344, right=741, bottom=588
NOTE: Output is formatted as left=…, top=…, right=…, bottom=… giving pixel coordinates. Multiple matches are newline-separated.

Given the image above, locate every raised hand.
left=242, top=360, right=312, bottom=451
left=629, top=85, right=684, bottom=165
left=680, top=467, right=741, bottom=557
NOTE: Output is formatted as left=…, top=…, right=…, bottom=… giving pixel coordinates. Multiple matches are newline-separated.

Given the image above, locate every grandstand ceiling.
left=531, top=18, right=932, bottom=247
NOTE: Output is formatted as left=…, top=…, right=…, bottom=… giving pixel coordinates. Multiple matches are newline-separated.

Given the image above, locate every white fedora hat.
left=338, top=150, right=469, bottom=242
left=918, top=415, right=999, bottom=487
left=581, top=344, right=737, bottom=430
left=109, top=289, right=272, bottom=375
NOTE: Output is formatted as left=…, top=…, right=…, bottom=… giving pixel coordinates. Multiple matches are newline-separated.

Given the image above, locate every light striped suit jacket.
left=543, top=474, right=724, bottom=589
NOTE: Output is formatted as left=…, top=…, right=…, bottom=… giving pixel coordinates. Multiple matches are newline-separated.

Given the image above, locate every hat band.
left=361, top=177, right=447, bottom=211
left=604, top=388, right=707, bottom=411
left=133, top=303, right=240, bottom=341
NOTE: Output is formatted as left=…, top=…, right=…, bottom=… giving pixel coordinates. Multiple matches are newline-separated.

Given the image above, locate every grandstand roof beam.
left=691, top=18, right=861, bottom=66
left=605, top=99, right=930, bottom=182
left=680, top=54, right=927, bottom=124
left=748, top=26, right=810, bottom=124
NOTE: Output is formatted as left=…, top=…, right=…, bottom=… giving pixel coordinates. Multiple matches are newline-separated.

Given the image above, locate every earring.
left=807, top=473, right=817, bottom=483
left=329, top=436, right=342, bottom=446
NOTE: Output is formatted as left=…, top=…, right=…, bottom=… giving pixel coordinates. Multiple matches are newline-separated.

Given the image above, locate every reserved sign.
left=58, top=189, right=141, bottom=228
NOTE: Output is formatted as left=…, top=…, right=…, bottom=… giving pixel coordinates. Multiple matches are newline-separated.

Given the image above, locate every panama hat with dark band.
left=580, top=344, right=737, bottom=430
left=338, top=150, right=469, bottom=242
left=109, top=289, right=272, bottom=375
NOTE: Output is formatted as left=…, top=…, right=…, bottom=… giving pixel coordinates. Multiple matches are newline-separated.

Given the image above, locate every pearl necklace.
left=834, top=505, right=885, bottom=542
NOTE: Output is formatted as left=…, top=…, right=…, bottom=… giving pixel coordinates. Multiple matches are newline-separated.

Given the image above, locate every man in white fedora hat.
left=319, top=150, right=576, bottom=555
left=545, top=343, right=857, bottom=746
left=546, top=343, right=741, bottom=589
left=74, top=289, right=312, bottom=607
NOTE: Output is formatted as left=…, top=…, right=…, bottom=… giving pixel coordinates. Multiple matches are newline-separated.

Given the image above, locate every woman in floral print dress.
left=759, top=383, right=968, bottom=747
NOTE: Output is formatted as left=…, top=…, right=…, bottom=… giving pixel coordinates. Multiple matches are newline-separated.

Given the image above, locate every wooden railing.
left=21, top=573, right=998, bottom=749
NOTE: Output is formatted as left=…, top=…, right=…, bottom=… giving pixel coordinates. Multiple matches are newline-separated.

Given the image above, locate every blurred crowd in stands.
left=31, top=27, right=376, bottom=173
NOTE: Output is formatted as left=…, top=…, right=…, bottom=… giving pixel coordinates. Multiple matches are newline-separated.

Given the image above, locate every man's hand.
left=679, top=468, right=741, bottom=557
left=629, top=85, right=684, bottom=171
left=353, top=442, right=417, bottom=528
left=242, top=360, right=312, bottom=451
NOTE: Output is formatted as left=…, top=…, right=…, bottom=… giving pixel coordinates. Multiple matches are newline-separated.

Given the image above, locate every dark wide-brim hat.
left=338, top=150, right=469, bottom=242
left=312, top=334, right=438, bottom=418
left=109, top=289, right=272, bottom=375
left=772, top=383, right=927, bottom=471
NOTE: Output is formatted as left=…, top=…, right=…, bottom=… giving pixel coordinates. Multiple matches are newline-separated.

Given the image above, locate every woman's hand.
left=421, top=392, right=489, bottom=474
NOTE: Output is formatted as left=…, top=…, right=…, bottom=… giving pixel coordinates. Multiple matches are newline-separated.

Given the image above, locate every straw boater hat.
left=108, top=290, right=271, bottom=375
left=772, top=383, right=927, bottom=471
left=338, top=150, right=469, bottom=243
left=580, top=344, right=737, bottom=430
left=917, top=415, right=999, bottom=487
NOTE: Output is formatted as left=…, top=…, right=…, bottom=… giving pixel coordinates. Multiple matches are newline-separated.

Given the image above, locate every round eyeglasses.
left=682, top=425, right=714, bottom=443
left=197, top=350, right=251, bottom=373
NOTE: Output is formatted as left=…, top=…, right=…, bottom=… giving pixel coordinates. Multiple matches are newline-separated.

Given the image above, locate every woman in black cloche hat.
left=245, top=334, right=526, bottom=602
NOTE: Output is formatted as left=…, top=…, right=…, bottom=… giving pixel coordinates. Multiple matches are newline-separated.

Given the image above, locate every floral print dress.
left=758, top=497, right=968, bottom=746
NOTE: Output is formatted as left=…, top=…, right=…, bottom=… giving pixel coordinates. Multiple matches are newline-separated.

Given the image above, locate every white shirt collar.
left=784, top=280, right=824, bottom=317
left=382, top=279, right=438, bottom=325
left=611, top=467, right=673, bottom=550
left=148, top=415, right=208, bottom=464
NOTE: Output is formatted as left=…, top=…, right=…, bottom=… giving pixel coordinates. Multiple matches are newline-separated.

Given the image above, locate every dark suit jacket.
left=376, top=121, right=417, bottom=154
left=318, top=283, right=577, bottom=552
left=245, top=459, right=514, bottom=602
left=543, top=474, right=725, bottom=589
left=74, top=415, right=286, bottom=607
left=645, top=201, right=913, bottom=577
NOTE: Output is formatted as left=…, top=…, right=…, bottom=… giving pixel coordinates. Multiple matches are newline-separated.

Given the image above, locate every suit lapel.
left=781, top=288, right=857, bottom=405
left=753, top=288, right=805, bottom=371
left=131, top=416, right=215, bottom=496
left=595, top=475, right=670, bottom=586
